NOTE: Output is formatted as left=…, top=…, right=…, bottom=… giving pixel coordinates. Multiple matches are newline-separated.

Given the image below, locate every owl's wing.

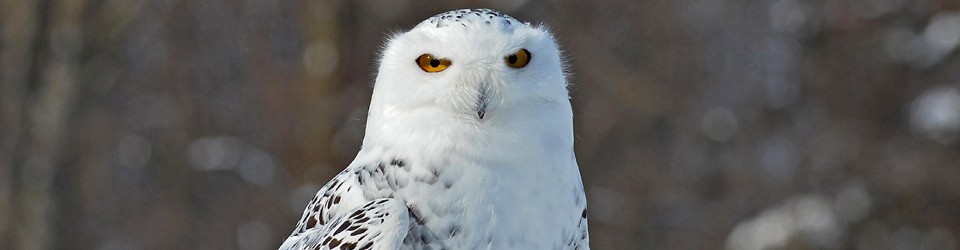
left=280, top=198, right=411, bottom=250
left=280, top=161, right=412, bottom=250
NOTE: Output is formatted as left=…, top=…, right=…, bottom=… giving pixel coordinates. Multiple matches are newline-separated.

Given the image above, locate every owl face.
left=371, top=9, right=568, bottom=123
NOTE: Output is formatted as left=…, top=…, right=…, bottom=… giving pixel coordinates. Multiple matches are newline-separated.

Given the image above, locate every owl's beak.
left=477, top=87, right=489, bottom=120
left=476, top=84, right=490, bottom=120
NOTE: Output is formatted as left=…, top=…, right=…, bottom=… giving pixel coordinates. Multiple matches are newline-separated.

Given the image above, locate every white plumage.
left=280, top=9, right=589, bottom=250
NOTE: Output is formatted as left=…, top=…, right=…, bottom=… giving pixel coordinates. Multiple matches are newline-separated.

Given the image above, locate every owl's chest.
left=383, top=159, right=578, bottom=249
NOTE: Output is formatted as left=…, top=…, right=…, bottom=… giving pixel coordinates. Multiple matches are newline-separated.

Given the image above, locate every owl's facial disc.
left=372, top=8, right=566, bottom=124
left=415, top=48, right=533, bottom=120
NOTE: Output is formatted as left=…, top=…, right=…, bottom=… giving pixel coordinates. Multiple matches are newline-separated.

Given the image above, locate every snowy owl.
left=279, top=9, right=588, bottom=249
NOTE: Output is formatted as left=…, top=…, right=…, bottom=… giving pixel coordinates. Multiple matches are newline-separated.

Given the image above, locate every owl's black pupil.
left=430, top=59, right=440, bottom=67
left=508, top=55, right=518, bottom=64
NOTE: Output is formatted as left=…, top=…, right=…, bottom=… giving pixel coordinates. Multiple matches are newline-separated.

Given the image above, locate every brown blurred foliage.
left=1, top=0, right=960, bottom=249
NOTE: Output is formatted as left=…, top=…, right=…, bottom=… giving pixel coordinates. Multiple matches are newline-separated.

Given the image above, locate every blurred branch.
left=0, top=0, right=44, bottom=248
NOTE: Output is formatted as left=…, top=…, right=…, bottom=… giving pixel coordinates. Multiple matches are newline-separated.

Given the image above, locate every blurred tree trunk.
left=0, top=0, right=44, bottom=249
left=1, top=0, right=85, bottom=249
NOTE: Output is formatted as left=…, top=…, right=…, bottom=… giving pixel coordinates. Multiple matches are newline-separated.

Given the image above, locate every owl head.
left=366, top=9, right=570, bottom=131
left=359, top=8, right=574, bottom=153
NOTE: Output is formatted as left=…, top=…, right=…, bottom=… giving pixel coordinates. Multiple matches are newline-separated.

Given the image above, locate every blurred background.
left=1, top=0, right=959, bottom=249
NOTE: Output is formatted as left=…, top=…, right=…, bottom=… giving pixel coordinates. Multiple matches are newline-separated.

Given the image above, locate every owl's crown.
left=418, top=8, right=523, bottom=29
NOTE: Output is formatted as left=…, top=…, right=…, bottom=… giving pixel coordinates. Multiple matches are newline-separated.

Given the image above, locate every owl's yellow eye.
left=505, top=49, right=531, bottom=68
left=416, top=54, right=451, bottom=73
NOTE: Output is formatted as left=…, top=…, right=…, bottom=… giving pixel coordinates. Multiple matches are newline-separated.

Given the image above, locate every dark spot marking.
left=351, top=228, right=368, bottom=236
left=334, top=220, right=352, bottom=235
left=355, top=215, right=370, bottom=223
left=321, top=236, right=332, bottom=245
left=582, top=209, right=587, bottom=218
left=341, top=242, right=357, bottom=250
left=327, top=237, right=341, bottom=248
left=390, top=159, right=406, bottom=168
left=306, top=216, right=318, bottom=229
